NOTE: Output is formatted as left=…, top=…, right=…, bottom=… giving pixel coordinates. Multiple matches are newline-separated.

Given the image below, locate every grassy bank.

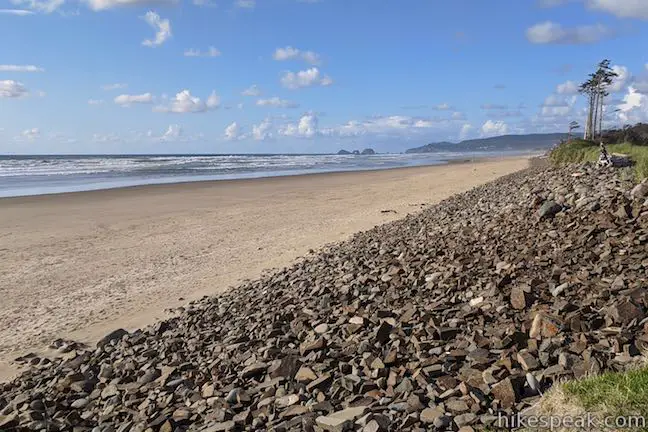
left=550, top=140, right=648, bottom=180
left=535, top=367, right=648, bottom=431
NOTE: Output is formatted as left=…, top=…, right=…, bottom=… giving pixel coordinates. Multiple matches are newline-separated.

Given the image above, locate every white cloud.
left=280, top=67, right=333, bottom=89
left=88, top=99, right=104, bottom=105
left=326, top=115, right=445, bottom=138
left=301, top=51, right=322, bottom=66
left=539, top=94, right=577, bottom=117
left=142, top=11, right=171, bottom=48
left=0, top=9, right=34, bottom=15
left=153, top=89, right=220, bottom=113
left=526, top=21, right=612, bottom=44
left=542, top=94, right=573, bottom=107
left=0, top=65, right=44, bottom=72
left=586, top=0, right=648, bottom=19
left=556, top=80, right=579, bottom=95
left=10, top=0, right=64, bottom=13
left=85, top=0, right=177, bottom=11
left=452, top=111, right=466, bottom=120
left=161, top=124, right=183, bottom=141
left=235, top=0, right=255, bottom=8
left=274, top=46, right=300, bottom=61
left=242, top=85, right=261, bottom=96
left=256, top=97, right=299, bottom=108
left=616, top=86, right=648, bottom=123
left=0, top=80, right=28, bottom=98
left=481, top=120, right=509, bottom=137
left=114, top=92, right=154, bottom=106
left=252, top=118, right=272, bottom=140
left=22, top=128, right=40, bottom=140
left=102, top=83, right=127, bottom=91
left=224, top=122, right=242, bottom=140
left=273, top=46, right=322, bottom=65
left=459, top=123, right=474, bottom=140
left=184, top=46, right=221, bottom=57
left=279, top=113, right=319, bottom=138
left=609, top=65, right=630, bottom=93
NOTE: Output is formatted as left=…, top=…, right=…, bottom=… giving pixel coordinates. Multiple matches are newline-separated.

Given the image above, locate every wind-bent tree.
left=580, top=60, right=617, bottom=140
left=568, top=121, right=580, bottom=141
left=595, top=60, right=616, bottom=138
left=579, top=76, right=596, bottom=140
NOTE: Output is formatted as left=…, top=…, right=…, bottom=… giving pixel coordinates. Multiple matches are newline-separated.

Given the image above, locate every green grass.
left=563, top=367, right=648, bottom=418
left=550, top=139, right=648, bottom=180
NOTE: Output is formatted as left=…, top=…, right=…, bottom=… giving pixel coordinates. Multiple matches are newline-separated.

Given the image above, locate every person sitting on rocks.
left=597, top=142, right=612, bottom=168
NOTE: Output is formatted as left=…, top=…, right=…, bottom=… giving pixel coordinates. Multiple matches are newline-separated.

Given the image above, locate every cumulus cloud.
left=85, top=0, right=177, bottom=11
left=252, top=118, right=272, bottom=140
left=616, top=86, right=648, bottom=123
left=526, top=21, right=612, bottom=44
left=0, top=9, right=34, bottom=15
left=154, top=89, right=219, bottom=113
left=242, top=85, right=261, bottom=96
left=224, top=122, right=242, bottom=140
left=88, top=99, right=104, bottom=105
left=609, top=65, right=630, bottom=93
left=114, top=92, right=154, bottom=106
left=556, top=80, right=579, bottom=95
left=22, top=128, right=40, bottom=140
left=0, top=80, right=28, bottom=98
left=184, top=46, right=221, bottom=57
left=481, top=120, right=509, bottom=137
left=102, top=83, right=127, bottom=91
left=160, top=124, right=183, bottom=141
left=540, top=94, right=577, bottom=117
left=325, top=115, right=445, bottom=138
left=278, top=113, right=319, bottom=138
left=459, top=123, right=474, bottom=140
left=273, top=46, right=322, bottom=65
left=280, top=67, right=333, bottom=89
left=256, top=97, right=299, bottom=108
left=0, top=64, right=44, bottom=72
left=142, top=11, right=171, bottom=47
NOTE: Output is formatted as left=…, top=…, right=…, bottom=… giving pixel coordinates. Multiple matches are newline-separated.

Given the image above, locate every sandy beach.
left=0, top=157, right=531, bottom=382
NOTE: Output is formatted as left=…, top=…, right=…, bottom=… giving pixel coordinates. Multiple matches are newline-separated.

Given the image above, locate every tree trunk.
left=592, top=91, right=600, bottom=140
left=599, top=93, right=605, bottom=138
left=585, top=94, right=594, bottom=140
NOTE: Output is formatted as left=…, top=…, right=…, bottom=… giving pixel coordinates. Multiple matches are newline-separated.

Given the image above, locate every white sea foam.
left=0, top=151, right=530, bottom=197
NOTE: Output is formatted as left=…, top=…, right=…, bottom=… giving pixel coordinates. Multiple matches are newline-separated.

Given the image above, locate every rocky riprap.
left=2, top=163, right=648, bottom=431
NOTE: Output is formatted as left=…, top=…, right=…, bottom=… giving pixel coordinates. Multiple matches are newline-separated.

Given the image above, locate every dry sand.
left=0, top=157, right=531, bottom=381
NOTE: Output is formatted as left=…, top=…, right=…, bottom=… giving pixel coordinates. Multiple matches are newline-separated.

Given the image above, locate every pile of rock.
left=1, top=163, right=647, bottom=431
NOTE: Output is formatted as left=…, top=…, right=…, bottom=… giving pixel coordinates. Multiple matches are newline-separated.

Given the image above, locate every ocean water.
left=0, top=151, right=530, bottom=198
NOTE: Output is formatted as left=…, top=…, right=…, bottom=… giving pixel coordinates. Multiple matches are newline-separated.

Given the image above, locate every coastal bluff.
left=1, top=162, right=648, bottom=431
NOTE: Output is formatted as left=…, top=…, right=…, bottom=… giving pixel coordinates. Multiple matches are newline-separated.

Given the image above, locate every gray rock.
left=96, top=328, right=128, bottom=348
left=538, top=200, right=562, bottom=218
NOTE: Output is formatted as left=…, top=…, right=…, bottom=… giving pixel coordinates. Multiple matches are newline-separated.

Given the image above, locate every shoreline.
left=0, top=153, right=541, bottom=200
left=0, top=156, right=532, bottom=383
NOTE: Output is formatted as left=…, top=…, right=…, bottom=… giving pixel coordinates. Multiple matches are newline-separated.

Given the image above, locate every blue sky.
left=2, top=0, right=648, bottom=154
